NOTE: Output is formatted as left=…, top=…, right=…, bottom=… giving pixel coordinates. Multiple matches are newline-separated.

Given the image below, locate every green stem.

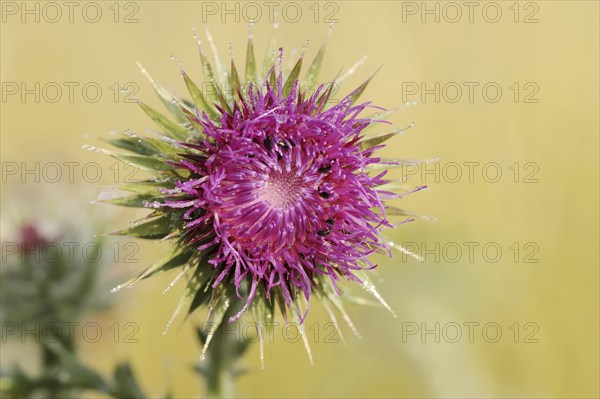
left=205, top=321, right=236, bottom=398
left=198, top=305, right=249, bottom=399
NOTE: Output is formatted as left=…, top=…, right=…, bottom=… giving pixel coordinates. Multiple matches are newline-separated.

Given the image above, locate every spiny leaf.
left=196, top=36, right=223, bottom=105
left=111, top=363, right=146, bottom=399
left=137, top=101, right=189, bottom=141
left=111, top=154, right=173, bottom=172
left=199, top=286, right=231, bottom=360
left=181, top=70, right=218, bottom=120
left=230, top=57, right=241, bottom=95
left=145, top=245, right=193, bottom=280
left=103, top=137, right=156, bottom=156
left=385, top=239, right=425, bottom=263
left=305, top=43, right=326, bottom=88
left=348, top=66, right=382, bottom=105
left=315, top=277, right=361, bottom=338
left=376, top=179, right=410, bottom=191
left=364, top=158, right=429, bottom=173
left=118, top=180, right=172, bottom=195
left=203, top=27, right=227, bottom=88
left=179, top=105, right=206, bottom=134
left=290, top=308, right=313, bottom=365
left=187, top=260, right=215, bottom=315
left=101, top=194, right=157, bottom=208
left=383, top=206, right=417, bottom=217
left=314, top=69, right=341, bottom=112
left=112, top=244, right=192, bottom=293
left=354, top=270, right=396, bottom=317
left=137, top=61, right=187, bottom=124
left=250, top=291, right=273, bottom=369
left=360, top=131, right=404, bottom=151
left=319, top=298, right=345, bottom=344
left=262, top=36, right=277, bottom=80
left=113, top=215, right=172, bottom=239
left=163, top=262, right=212, bottom=334
left=283, top=55, right=303, bottom=96
left=245, top=36, right=257, bottom=83
left=362, top=107, right=402, bottom=131
left=268, top=69, right=277, bottom=93
left=45, top=343, right=108, bottom=391
left=143, top=137, right=185, bottom=159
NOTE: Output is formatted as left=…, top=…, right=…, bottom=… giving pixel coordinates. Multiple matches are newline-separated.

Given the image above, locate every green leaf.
left=180, top=105, right=206, bottom=135
left=348, top=67, right=381, bottom=105
left=245, top=36, right=257, bottom=83
left=111, top=154, right=173, bottom=172
left=114, top=215, right=172, bottom=239
left=250, top=291, right=273, bottom=369
left=198, top=286, right=231, bottom=360
left=186, top=256, right=221, bottom=316
left=359, top=131, right=403, bottom=151
left=362, top=107, right=401, bottom=131
left=45, top=343, right=108, bottom=391
left=143, top=137, right=184, bottom=159
left=104, top=137, right=156, bottom=156
left=230, top=58, right=241, bottom=95
left=118, top=180, right=171, bottom=195
left=376, top=179, right=410, bottom=191
left=146, top=246, right=193, bottom=280
left=314, top=72, right=339, bottom=113
left=181, top=70, right=218, bottom=120
left=137, top=61, right=188, bottom=124
left=354, top=270, right=396, bottom=317
left=262, top=36, right=277, bottom=80
left=112, top=244, right=192, bottom=294
left=283, top=56, right=303, bottom=97
left=383, top=206, right=416, bottom=217
left=194, top=55, right=232, bottom=115
left=305, top=43, right=326, bottom=87
left=111, top=363, right=146, bottom=399
left=314, top=276, right=362, bottom=338
left=268, top=69, right=277, bottom=93
left=164, top=261, right=212, bottom=333
left=101, top=194, right=157, bottom=208
left=137, top=101, right=189, bottom=141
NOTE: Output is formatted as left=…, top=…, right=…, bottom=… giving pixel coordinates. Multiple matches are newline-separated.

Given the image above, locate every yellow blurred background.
left=1, top=1, right=598, bottom=397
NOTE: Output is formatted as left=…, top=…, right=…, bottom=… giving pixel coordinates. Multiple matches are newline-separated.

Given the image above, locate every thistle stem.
left=198, top=305, right=248, bottom=399
left=205, top=322, right=235, bottom=398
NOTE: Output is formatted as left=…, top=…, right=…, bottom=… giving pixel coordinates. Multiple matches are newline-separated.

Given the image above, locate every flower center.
left=261, top=170, right=304, bottom=209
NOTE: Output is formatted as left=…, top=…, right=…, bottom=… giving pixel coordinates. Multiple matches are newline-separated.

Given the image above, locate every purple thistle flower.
left=167, top=68, right=394, bottom=321
left=100, top=27, right=427, bottom=359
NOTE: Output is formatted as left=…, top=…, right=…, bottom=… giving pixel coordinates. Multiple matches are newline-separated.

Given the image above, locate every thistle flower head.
left=1, top=187, right=114, bottom=329
left=170, top=65, right=394, bottom=318
left=103, top=26, right=424, bottom=358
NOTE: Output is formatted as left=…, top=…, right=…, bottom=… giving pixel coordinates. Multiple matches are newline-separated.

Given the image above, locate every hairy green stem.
left=198, top=304, right=249, bottom=399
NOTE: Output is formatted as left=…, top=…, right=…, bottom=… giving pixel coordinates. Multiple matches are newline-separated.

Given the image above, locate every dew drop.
left=247, top=21, right=255, bottom=38
left=301, top=40, right=309, bottom=56
left=327, top=22, right=335, bottom=38
left=110, top=283, right=127, bottom=293
left=170, top=54, right=183, bottom=70
left=420, top=214, right=438, bottom=222
left=81, top=144, right=108, bottom=154
left=124, top=129, right=137, bottom=138
left=162, top=321, right=172, bottom=335
left=192, top=27, right=200, bottom=43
